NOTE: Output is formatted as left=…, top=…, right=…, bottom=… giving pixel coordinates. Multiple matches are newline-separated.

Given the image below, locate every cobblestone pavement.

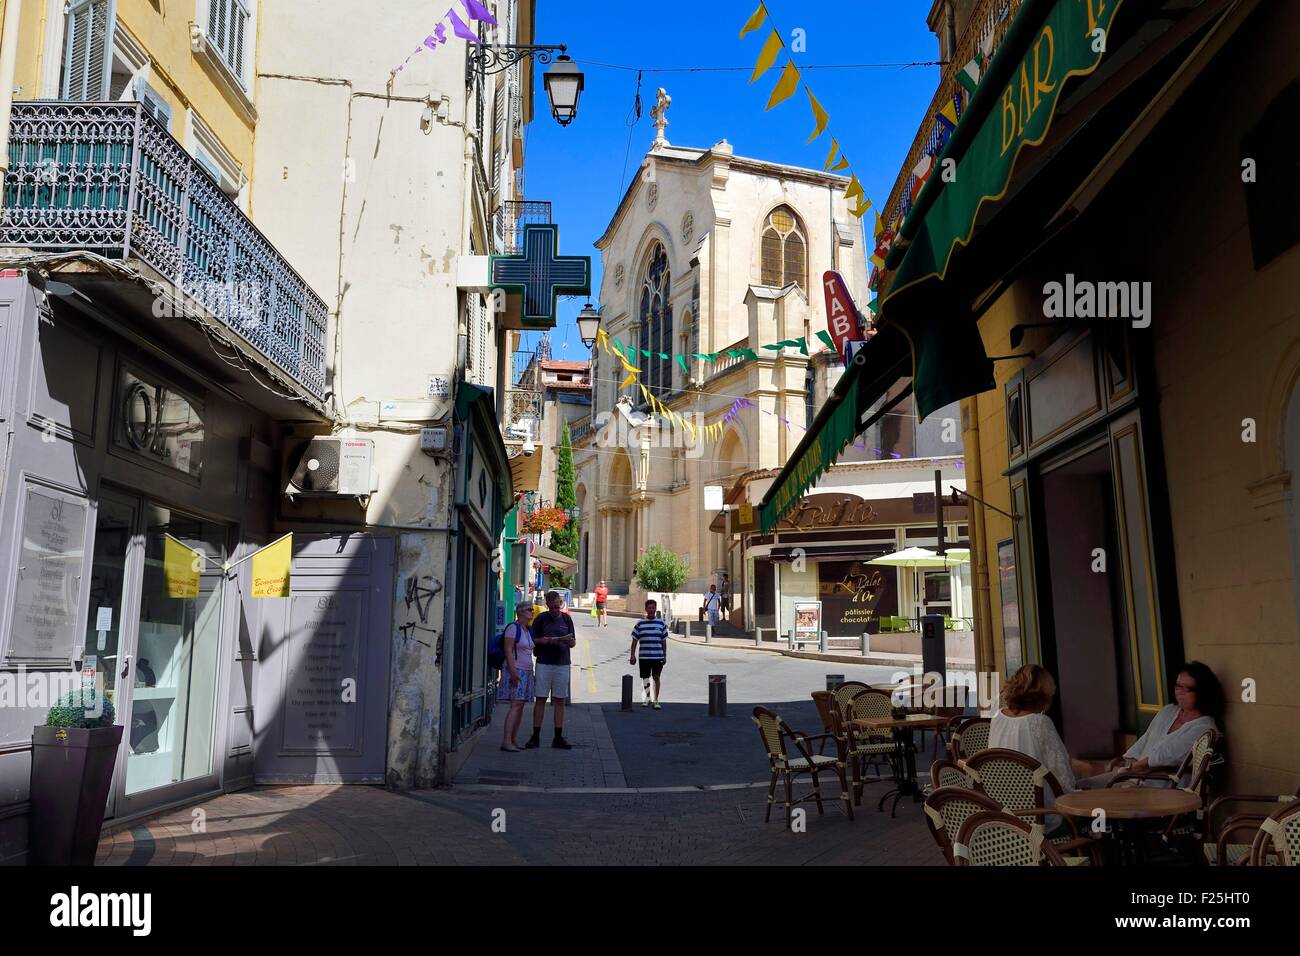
left=95, top=613, right=950, bottom=866
left=95, top=782, right=941, bottom=866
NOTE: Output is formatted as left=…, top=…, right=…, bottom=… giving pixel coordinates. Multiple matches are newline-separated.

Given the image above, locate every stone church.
left=571, top=91, right=871, bottom=615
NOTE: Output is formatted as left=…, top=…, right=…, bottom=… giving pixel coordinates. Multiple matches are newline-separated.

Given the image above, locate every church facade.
left=571, top=92, right=870, bottom=614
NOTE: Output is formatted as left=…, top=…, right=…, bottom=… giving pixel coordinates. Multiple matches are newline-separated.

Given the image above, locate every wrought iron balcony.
left=493, top=199, right=551, bottom=255
left=503, top=386, right=543, bottom=440
left=881, top=0, right=1024, bottom=233
left=1, top=102, right=329, bottom=400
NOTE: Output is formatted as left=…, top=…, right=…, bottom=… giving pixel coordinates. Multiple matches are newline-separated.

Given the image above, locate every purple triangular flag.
left=446, top=8, right=479, bottom=42
left=422, top=35, right=440, bottom=51
left=462, top=0, right=497, bottom=25
left=435, top=22, right=447, bottom=43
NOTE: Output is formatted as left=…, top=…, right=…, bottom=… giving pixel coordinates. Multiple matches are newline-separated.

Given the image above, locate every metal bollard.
left=819, top=629, right=827, bottom=653
left=707, top=674, right=727, bottom=717
left=753, top=627, right=761, bottom=647
left=621, top=674, right=634, bottom=711
left=861, top=630, right=870, bottom=655
left=705, top=623, right=712, bottom=644
left=826, top=674, right=845, bottom=691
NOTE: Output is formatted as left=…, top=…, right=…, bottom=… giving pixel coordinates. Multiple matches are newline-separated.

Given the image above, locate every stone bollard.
left=621, top=674, right=634, bottom=711
left=707, top=674, right=727, bottom=717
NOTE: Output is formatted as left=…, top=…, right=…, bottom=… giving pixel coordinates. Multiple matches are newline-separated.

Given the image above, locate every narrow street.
left=95, top=612, right=939, bottom=866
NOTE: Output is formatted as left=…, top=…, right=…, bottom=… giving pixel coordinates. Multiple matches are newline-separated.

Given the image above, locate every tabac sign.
left=884, top=0, right=1127, bottom=296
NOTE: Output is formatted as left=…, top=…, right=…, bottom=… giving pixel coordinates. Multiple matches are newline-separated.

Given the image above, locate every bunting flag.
left=957, top=31, right=995, bottom=95
left=251, top=535, right=293, bottom=599
left=844, top=174, right=864, bottom=204
left=750, top=29, right=783, bottom=84
left=446, top=8, right=479, bottom=42
left=461, top=0, right=497, bottom=24
left=823, top=138, right=843, bottom=171
left=850, top=199, right=872, bottom=219
left=765, top=61, right=801, bottom=111
left=739, top=2, right=767, bottom=38
left=910, top=154, right=933, bottom=202
left=936, top=95, right=959, bottom=141
left=815, top=329, right=836, bottom=351
left=619, top=371, right=637, bottom=390
left=804, top=87, right=829, bottom=144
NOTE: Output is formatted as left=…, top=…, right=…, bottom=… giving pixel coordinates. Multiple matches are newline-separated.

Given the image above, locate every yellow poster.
left=251, top=534, right=292, bottom=598
left=164, top=536, right=200, bottom=599
left=739, top=502, right=754, bottom=527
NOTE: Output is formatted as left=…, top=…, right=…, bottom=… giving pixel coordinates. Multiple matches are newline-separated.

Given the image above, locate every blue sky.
left=517, top=0, right=941, bottom=369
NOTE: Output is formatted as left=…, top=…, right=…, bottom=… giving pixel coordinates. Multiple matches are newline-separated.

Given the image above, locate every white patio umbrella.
left=868, top=548, right=966, bottom=625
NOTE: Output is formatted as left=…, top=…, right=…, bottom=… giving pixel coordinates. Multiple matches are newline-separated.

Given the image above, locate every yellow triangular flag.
left=765, top=61, right=800, bottom=110
left=639, top=383, right=651, bottom=405
left=739, top=2, right=767, bottom=38
left=750, top=28, right=782, bottom=84
left=829, top=152, right=850, bottom=172
left=804, top=86, right=829, bottom=144
left=251, top=534, right=292, bottom=598
left=824, top=138, right=842, bottom=171
left=850, top=199, right=872, bottom=219
left=845, top=174, right=864, bottom=203
left=620, top=371, right=637, bottom=390
left=874, top=209, right=885, bottom=239
left=164, top=536, right=200, bottom=599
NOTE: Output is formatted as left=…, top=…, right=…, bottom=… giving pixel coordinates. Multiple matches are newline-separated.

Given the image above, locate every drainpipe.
left=963, top=397, right=996, bottom=675
left=0, top=0, right=24, bottom=190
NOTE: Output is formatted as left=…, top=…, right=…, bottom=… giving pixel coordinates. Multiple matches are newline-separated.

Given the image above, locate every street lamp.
left=465, top=43, right=583, bottom=128
left=543, top=55, right=584, bottom=127
left=576, top=302, right=601, bottom=347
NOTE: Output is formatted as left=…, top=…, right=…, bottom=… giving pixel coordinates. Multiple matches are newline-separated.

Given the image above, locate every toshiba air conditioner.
left=284, top=437, right=374, bottom=498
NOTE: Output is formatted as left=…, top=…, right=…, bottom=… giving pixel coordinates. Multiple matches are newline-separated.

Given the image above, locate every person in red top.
left=594, top=580, right=609, bottom=628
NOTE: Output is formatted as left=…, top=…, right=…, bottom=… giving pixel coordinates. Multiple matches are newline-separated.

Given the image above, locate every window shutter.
left=62, top=0, right=117, bottom=102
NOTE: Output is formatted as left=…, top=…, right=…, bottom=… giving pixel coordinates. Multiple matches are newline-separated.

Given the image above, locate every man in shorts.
left=594, top=580, right=609, bottom=627
left=526, top=590, right=576, bottom=749
left=629, top=599, right=669, bottom=709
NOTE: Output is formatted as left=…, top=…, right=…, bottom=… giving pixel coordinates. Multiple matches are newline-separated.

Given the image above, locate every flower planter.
left=29, top=724, right=123, bottom=866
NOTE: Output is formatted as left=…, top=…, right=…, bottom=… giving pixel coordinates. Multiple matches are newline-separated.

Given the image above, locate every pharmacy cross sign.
left=490, top=224, right=591, bottom=326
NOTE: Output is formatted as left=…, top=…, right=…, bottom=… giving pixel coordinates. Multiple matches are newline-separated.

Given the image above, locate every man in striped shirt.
left=629, top=599, right=669, bottom=709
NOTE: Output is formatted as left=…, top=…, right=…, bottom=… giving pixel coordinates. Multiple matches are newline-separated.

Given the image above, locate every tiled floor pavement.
left=94, top=780, right=942, bottom=866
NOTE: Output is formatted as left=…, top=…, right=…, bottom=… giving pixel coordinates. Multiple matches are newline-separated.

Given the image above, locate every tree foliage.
left=635, top=545, right=689, bottom=594
left=551, top=422, right=578, bottom=560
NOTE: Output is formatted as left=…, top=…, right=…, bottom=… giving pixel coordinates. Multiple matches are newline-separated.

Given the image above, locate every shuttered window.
left=207, top=0, right=251, bottom=88
left=61, top=0, right=117, bottom=101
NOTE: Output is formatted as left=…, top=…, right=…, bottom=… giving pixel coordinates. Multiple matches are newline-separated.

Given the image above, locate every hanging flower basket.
left=520, top=507, right=568, bottom=534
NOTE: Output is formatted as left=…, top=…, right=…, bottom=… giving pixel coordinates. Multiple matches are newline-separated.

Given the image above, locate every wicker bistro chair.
left=1107, top=728, right=1221, bottom=854
left=964, top=748, right=1100, bottom=864
left=830, top=681, right=871, bottom=718
left=924, top=786, right=1004, bottom=864
left=828, top=705, right=897, bottom=805
left=1203, top=787, right=1299, bottom=866
left=752, top=706, right=854, bottom=828
left=810, top=691, right=837, bottom=755
left=952, top=810, right=1070, bottom=867
left=848, top=688, right=901, bottom=777
left=948, top=716, right=992, bottom=764
left=1250, top=799, right=1300, bottom=866
left=930, top=758, right=975, bottom=792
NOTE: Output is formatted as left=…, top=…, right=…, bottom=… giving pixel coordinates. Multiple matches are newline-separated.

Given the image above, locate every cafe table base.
left=876, top=728, right=922, bottom=817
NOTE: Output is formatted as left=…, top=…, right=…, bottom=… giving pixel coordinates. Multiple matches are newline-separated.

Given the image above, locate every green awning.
left=455, top=382, right=514, bottom=513
left=878, top=0, right=1133, bottom=419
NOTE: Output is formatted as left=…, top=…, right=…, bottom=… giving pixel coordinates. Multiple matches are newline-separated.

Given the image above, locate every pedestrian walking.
left=703, top=584, right=721, bottom=627
left=594, top=579, right=609, bottom=628
left=496, top=603, right=535, bottom=751
left=629, top=599, right=669, bottom=708
left=526, top=590, right=576, bottom=749
left=720, top=573, right=732, bottom=616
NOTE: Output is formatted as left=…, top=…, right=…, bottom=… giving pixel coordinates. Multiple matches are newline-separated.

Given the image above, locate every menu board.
left=282, top=591, right=362, bottom=752
left=9, top=487, right=86, bottom=660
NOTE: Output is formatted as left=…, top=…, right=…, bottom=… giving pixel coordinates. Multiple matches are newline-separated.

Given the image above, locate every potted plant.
left=634, top=545, right=689, bottom=629
left=29, top=688, right=121, bottom=866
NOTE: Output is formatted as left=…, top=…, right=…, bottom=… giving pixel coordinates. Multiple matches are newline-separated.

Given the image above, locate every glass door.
left=116, top=502, right=228, bottom=815
left=80, top=491, right=140, bottom=821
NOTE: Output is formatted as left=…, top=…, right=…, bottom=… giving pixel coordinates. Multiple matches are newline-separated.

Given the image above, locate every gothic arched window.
left=760, top=205, right=807, bottom=291
left=638, top=242, right=673, bottom=396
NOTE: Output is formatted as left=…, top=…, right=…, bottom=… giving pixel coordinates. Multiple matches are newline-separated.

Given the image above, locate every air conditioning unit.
left=284, top=437, right=374, bottom=498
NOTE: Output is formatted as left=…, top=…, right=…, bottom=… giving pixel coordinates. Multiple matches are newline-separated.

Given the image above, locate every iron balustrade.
left=1, top=102, right=329, bottom=400
left=493, top=199, right=552, bottom=255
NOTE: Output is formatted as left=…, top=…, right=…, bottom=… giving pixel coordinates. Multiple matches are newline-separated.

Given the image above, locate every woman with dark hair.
left=1075, top=661, right=1222, bottom=788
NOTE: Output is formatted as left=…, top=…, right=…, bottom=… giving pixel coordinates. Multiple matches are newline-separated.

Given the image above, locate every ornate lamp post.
left=465, top=44, right=585, bottom=128
left=575, top=302, right=601, bottom=348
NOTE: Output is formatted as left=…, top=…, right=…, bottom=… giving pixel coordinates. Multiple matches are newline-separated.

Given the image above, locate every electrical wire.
left=575, top=58, right=947, bottom=74
left=616, top=70, right=645, bottom=205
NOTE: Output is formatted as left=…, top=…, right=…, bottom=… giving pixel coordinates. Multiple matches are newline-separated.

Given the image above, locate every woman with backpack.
left=495, top=602, right=536, bottom=752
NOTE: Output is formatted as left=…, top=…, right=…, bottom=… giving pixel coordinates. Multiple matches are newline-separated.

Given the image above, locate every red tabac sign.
left=822, top=270, right=864, bottom=361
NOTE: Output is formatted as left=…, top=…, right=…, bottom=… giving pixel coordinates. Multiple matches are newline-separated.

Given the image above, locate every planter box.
left=29, top=724, right=123, bottom=866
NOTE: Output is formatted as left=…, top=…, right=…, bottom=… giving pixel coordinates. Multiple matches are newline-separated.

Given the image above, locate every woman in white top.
left=989, top=664, right=1076, bottom=798
left=1074, top=661, right=1222, bottom=788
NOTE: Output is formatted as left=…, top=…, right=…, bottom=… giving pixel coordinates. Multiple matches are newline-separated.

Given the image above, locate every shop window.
left=114, top=366, right=205, bottom=478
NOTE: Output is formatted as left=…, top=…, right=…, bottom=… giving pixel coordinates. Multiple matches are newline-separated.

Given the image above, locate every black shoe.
left=552, top=737, right=573, bottom=750
left=524, top=737, right=540, bottom=749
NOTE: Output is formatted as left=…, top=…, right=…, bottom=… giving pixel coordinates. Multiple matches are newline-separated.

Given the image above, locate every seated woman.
left=989, top=665, right=1075, bottom=830
left=1074, top=661, right=1223, bottom=789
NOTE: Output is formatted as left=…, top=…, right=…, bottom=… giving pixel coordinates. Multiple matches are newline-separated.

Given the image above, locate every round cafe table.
left=1054, top=788, right=1201, bottom=865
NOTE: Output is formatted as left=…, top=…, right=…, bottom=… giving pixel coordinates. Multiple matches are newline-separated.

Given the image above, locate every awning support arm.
left=950, top=485, right=1020, bottom=522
